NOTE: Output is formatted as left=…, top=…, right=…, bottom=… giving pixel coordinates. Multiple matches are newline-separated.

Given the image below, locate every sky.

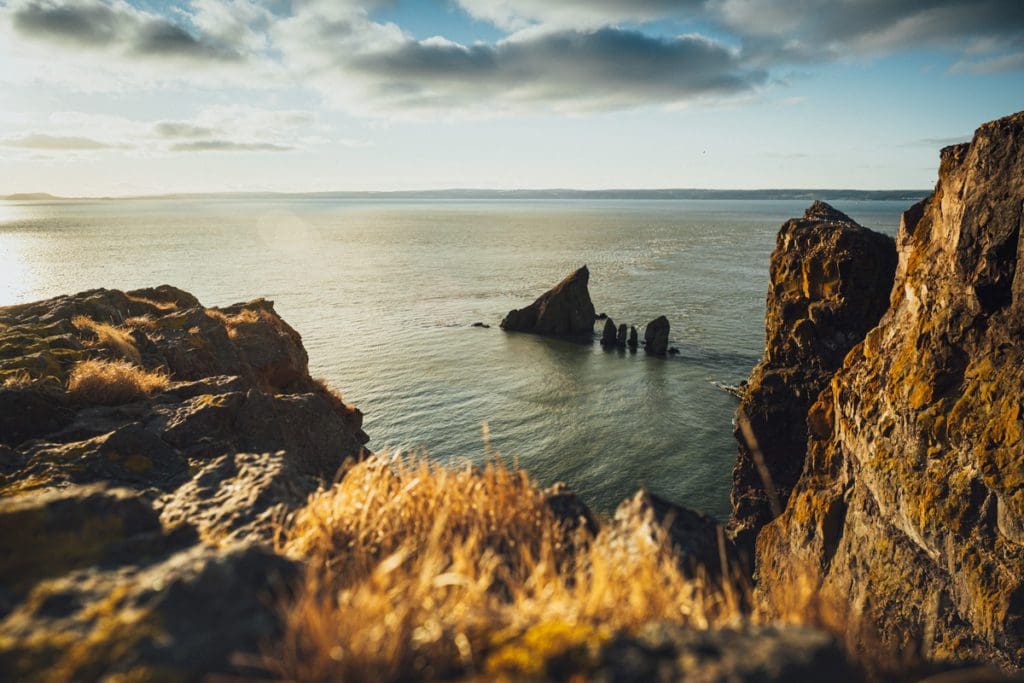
left=0, top=0, right=1022, bottom=196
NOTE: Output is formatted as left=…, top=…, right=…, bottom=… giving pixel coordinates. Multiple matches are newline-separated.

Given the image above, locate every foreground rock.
left=728, top=201, right=897, bottom=555
left=501, top=266, right=596, bottom=336
left=0, top=286, right=369, bottom=680
left=757, top=111, right=1024, bottom=667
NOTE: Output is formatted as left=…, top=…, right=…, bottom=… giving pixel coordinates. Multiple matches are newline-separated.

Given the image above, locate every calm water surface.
left=0, top=198, right=906, bottom=518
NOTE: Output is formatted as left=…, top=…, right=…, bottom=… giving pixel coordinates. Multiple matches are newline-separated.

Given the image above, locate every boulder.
left=757, top=110, right=1024, bottom=667
left=643, top=316, right=670, bottom=356
left=727, top=201, right=897, bottom=557
left=600, top=318, right=617, bottom=346
left=628, top=326, right=638, bottom=350
left=500, top=266, right=596, bottom=336
left=616, top=323, right=628, bottom=347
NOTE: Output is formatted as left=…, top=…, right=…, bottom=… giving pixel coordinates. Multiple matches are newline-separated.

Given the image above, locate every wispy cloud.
left=169, top=140, right=292, bottom=152
left=0, top=133, right=123, bottom=150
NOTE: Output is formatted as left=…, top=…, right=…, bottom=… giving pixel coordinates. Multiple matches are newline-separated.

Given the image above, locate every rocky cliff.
left=729, top=202, right=897, bottom=554
left=0, top=286, right=369, bottom=680
left=757, top=111, right=1024, bottom=667
left=501, top=265, right=596, bottom=336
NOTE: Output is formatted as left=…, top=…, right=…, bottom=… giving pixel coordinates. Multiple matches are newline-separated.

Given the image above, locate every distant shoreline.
left=2, top=188, right=930, bottom=202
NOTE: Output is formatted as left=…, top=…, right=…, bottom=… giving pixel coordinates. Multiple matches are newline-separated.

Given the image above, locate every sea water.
left=0, top=198, right=906, bottom=518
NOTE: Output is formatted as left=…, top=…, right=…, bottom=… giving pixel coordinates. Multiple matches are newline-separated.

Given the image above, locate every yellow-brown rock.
left=757, top=110, right=1024, bottom=668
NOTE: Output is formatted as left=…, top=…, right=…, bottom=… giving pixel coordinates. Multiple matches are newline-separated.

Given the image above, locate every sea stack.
left=500, top=266, right=596, bottom=337
left=643, top=316, right=670, bottom=355
left=628, top=326, right=638, bottom=351
left=757, top=111, right=1024, bottom=666
left=727, top=201, right=897, bottom=555
left=616, top=324, right=628, bottom=347
left=600, top=318, right=617, bottom=346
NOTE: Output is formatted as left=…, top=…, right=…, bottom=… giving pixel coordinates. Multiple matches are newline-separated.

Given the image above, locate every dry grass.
left=122, top=315, right=157, bottom=331
left=272, top=453, right=744, bottom=682
left=125, top=293, right=179, bottom=311
left=2, top=369, right=35, bottom=390
left=206, top=307, right=273, bottom=340
left=71, top=316, right=142, bottom=364
left=66, top=358, right=169, bottom=405
left=312, top=377, right=357, bottom=415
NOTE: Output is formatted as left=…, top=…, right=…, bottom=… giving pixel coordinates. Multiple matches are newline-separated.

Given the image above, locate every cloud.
left=8, top=0, right=242, bottom=61
left=169, top=140, right=293, bottom=152
left=453, top=0, right=702, bottom=30
left=0, top=133, right=121, bottom=150
left=278, top=14, right=766, bottom=115
left=154, top=121, right=218, bottom=138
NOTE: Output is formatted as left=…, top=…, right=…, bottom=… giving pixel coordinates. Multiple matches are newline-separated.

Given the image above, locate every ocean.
left=0, top=197, right=907, bottom=519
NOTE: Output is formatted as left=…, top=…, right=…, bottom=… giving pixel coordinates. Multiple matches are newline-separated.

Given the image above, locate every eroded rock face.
left=0, top=286, right=369, bottom=680
left=729, top=202, right=897, bottom=555
left=501, top=266, right=596, bottom=336
left=757, top=111, right=1024, bottom=667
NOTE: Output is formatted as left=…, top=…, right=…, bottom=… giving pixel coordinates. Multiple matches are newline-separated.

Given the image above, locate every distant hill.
left=2, top=192, right=65, bottom=201
left=3, top=188, right=931, bottom=202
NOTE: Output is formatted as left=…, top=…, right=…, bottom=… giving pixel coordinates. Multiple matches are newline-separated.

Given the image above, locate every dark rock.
left=543, top=481, right=598, bottom=536
left=611, top=490, right=738, bottom=579
left=500, top=266, right=596, bottom=336
left=471, top=322, right=490, bottom=328
left=757, top=110, right=1024, bottom=667
left=644, top=316, right=670, bottom=356
left=668, top=347, right=680, bottom=355
left=729, top=200, right=896, bottom=558
left=593, top=624, right=861, bottom=683
left=600, top=318, right=617, bottom=346
left=0, top=387, right=74, bottom=447
left=596, top=312, right=608, bottom=320
left=628, top=326, right=638, bottom=350
left=616, top=323, right=628, bottom=347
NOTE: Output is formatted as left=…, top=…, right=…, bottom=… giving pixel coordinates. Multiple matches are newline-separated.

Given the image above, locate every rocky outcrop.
left=729, top=202, right=897, bottom=555
left=600, top=317, right=617, bottom=346
left=501, top=266, right=596, bottom=336
left=0, top=286, right=369, bottom=680
left=629, top=325, right=638, bottom=351
left=757, top=111, right=1024, bottom=667
left=643, top=315, right=670, bottom=355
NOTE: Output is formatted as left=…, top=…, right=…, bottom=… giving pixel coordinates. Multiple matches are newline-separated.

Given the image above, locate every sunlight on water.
left=0, top=198, right=906, bottom=517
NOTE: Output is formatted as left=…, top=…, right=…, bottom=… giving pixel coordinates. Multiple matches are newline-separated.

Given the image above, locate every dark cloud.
left=154, top=121, right=218, bottom=138
left=10, top=0, right=242, bottom=61
left=169, top=140, right=292, bottom=152
left=346, top=28, right=766, bottom=110
left=0, top=133, right=119, bottom=150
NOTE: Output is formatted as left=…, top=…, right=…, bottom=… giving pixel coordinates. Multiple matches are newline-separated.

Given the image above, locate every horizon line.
left=2, top=187, right=933, bottom=202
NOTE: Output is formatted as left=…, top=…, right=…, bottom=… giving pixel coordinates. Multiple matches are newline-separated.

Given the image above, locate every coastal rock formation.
left=629, top=325, right=638, bottom=350
left=643, top=316, right=670, bottom=355
left=0, top=286, right=369, bottom=680
left=728, top=202, right=897, bottom=554
left=600, top=317, right=617, bottom=346
left=501, top=266, right=596, bottom=336
left=617, top=323, right=628, bottom=347
left=757, top=111, right=1024, bottom=667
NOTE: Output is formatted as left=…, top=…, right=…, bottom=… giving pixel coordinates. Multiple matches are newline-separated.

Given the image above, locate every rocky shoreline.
left=2, top=110, right=1023, bottom=681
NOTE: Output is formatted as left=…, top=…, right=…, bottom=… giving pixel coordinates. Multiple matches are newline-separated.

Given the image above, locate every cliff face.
left=729, top=202, right=897, bottom=554
left=0, top=286, right=369, bottom=680
left=757, top=111, right=1024, bottom=666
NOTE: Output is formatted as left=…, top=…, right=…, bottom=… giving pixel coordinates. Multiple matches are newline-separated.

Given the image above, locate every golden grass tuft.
left=66, top=359, right=169, bottom=405
left=205, top=307, right=273, bottom=340
left=72, top=316, right=142, bottom=364
left=2, top=369, right=35, bottom=390
left=124, top=293, right=179, bottom=311
left=273, top=454, right=743, bottom=682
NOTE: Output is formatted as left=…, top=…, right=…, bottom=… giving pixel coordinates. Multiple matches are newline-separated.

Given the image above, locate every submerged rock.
left=500, top=266, right=596, bottom=336
left=757, top=110, right=1024, bottom=667
left=628, top=326, right=638, bottom=351
left=600, top=317, right=617, bottom=346
left=727, top=201, right=896, bottom=556
left=643, top=316, right=670, bottom=356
